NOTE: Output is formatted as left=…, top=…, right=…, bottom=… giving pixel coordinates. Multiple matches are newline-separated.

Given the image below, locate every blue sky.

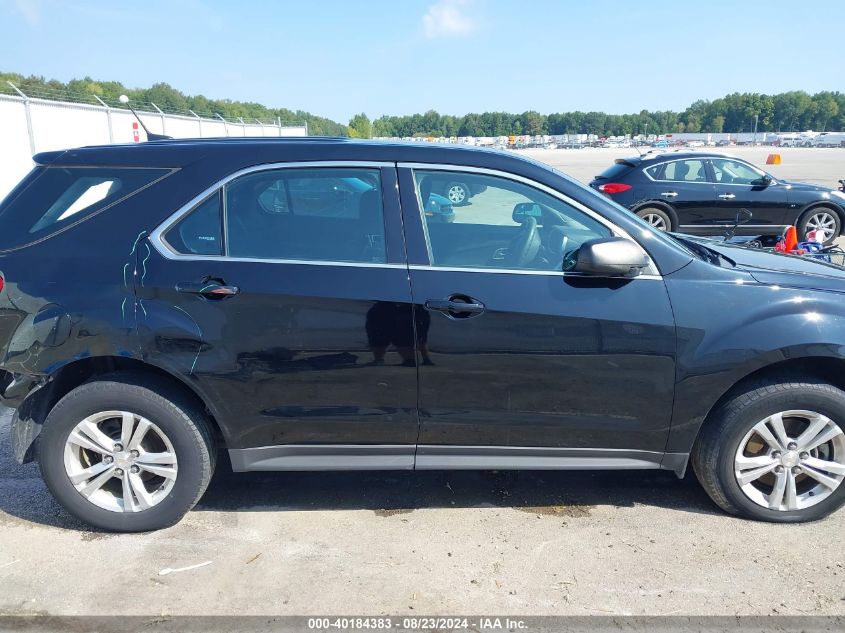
left=1, top=0, right=842, bottom=122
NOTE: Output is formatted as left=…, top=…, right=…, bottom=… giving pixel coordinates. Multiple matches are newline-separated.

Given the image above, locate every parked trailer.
left=814, top=133, right=845, bottom=147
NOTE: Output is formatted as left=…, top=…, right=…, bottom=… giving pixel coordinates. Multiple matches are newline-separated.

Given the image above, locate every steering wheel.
left=503, top=216, right=540, bottom=267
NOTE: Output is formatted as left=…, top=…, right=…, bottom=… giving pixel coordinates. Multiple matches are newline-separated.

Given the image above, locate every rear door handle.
left=718, top=193, right=736, bottom=199
left=425, top=296, right=485, bottom=318
left=660, top=191, right=678, bottom=198
left=176, top=281, right=240, bottom=299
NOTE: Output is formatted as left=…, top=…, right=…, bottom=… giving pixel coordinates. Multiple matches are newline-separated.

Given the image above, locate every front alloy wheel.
left=64, top=410, right=178, bottom=513
left=693, top=378, right=845, bottom=522
left=734, top=410, right=844, bottom=512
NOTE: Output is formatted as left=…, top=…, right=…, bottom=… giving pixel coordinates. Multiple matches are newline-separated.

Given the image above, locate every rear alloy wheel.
left=445, top=182, right=471, bottom=206
left=635, top=207, right=672, bottom=232
left=693, top=377, right=845, bottom=522
left=798, top=207, right=840, bottom=244
left=63, top=411, right=178, bottom=513
left=39, top=375, right=215, bottom=532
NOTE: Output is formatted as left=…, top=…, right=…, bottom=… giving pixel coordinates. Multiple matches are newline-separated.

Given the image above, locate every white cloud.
left=422, top=0, right=476, bottom=39
left=14, top=0, right=40, bottom=25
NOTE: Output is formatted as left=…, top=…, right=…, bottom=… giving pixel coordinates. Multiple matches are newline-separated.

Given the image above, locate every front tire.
left=692, top=377, right=845, bottom=522
left=38, top=375, right=215, bottom=532
left=635, top=207, right=673, bottom=232
left=797, top=207, right=841, bottom=245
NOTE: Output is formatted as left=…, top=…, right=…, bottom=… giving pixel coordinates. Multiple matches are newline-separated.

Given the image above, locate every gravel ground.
left=2, top=148, right=845, bottom=619
left=1, top=409, right=844, bottom=617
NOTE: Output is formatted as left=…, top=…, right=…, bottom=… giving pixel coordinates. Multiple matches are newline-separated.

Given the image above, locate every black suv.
left=591, top=151, right=845, bottom=244
left=2, top=138, right=845, bottom=531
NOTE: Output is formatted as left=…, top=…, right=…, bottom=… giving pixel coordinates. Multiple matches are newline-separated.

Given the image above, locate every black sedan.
left=591, top=151, right=845, bottom=244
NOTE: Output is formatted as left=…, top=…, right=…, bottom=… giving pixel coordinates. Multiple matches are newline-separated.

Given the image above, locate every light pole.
left=753, top=114, right=759, bottom=145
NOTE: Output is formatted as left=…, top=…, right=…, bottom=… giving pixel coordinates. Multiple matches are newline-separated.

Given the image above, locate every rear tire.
left=38, top=374, right=215, bottom=532
left=692, top=376, right=845, bottom=522
left=445, top=181, right=471, bottom=206
left=797, top=206, right=841, bottom=245
left=635, top=207, right=673, bottom=231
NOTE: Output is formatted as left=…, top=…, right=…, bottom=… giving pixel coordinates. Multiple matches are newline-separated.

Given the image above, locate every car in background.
left=590, top=151, right=845, bottom=243
left=814, top=133, right=845, bottom=148
left=423, top=191, right=456, bottom=222
left=424, top=174, right=487, bottom=206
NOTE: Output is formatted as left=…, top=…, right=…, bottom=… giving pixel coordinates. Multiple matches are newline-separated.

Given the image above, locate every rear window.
left=0, top=166, right=171, bottom=250
left=595, top=162, right=633, bottom=180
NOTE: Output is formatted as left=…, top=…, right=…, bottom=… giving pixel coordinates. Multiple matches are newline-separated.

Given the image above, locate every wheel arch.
left=688, top=356, right=845, bottom=456
left=11, top=355, right=227, bottom=464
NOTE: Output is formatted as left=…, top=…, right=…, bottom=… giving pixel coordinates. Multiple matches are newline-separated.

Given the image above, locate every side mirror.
left=512, top=202, right=543, bottom=223
left=574, top=237, right=649, bottom=278
left=752, top=175, right=773, bottom=186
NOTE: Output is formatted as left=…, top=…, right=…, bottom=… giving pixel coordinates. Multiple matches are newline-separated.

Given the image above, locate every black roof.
left=620, top=150, right=736, bottom=166
left=33, top=137, right=529, bottom=171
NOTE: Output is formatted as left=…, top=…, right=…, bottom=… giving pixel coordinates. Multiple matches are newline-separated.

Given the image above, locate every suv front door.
left=398, top=165, right=678, bottom=469
left=139, top=164, right=419, bottom=469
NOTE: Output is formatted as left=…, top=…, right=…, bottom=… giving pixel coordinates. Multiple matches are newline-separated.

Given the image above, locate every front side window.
left=710, top=159, right=765, bottom=185
left=413, top=170, right=611, bottom=272
left=225, top=168, right=386, bottom=263
left=646, top=159, right=707, bottom=182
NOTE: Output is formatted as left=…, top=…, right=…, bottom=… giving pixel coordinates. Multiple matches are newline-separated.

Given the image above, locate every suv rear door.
left=137, top=163, right=419, bottom=470
left=644, top=158, right=718, bottom=229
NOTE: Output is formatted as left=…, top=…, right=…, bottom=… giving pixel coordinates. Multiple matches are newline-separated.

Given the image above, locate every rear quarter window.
left=0, top=166, right=171, bottom=251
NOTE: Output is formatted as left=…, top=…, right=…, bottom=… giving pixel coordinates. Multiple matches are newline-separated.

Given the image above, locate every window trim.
left=150, top=161, right=402, bottom=268
left=160, top=190, right=225, bottom=257
left=399, top=162, right=661, bottom=279
left=708, top=157, right=772, bottom=187
left=642, top=158, right=711, bottom=184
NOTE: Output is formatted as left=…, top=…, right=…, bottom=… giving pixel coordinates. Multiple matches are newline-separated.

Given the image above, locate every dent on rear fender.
left=137, top=300, right=206, bottom=376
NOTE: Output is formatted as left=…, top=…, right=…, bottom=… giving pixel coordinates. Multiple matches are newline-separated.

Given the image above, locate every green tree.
left=348, top=113, right=372, bottom=138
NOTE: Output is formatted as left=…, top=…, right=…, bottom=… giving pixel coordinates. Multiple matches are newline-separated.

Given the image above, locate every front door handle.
left=425, top=295, right=485, bottom=318
left=176, top=281, right=240, bottom=299
left=718, top=193, right=736, bottom=199
left=660, top=191, right=678, bottom=198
